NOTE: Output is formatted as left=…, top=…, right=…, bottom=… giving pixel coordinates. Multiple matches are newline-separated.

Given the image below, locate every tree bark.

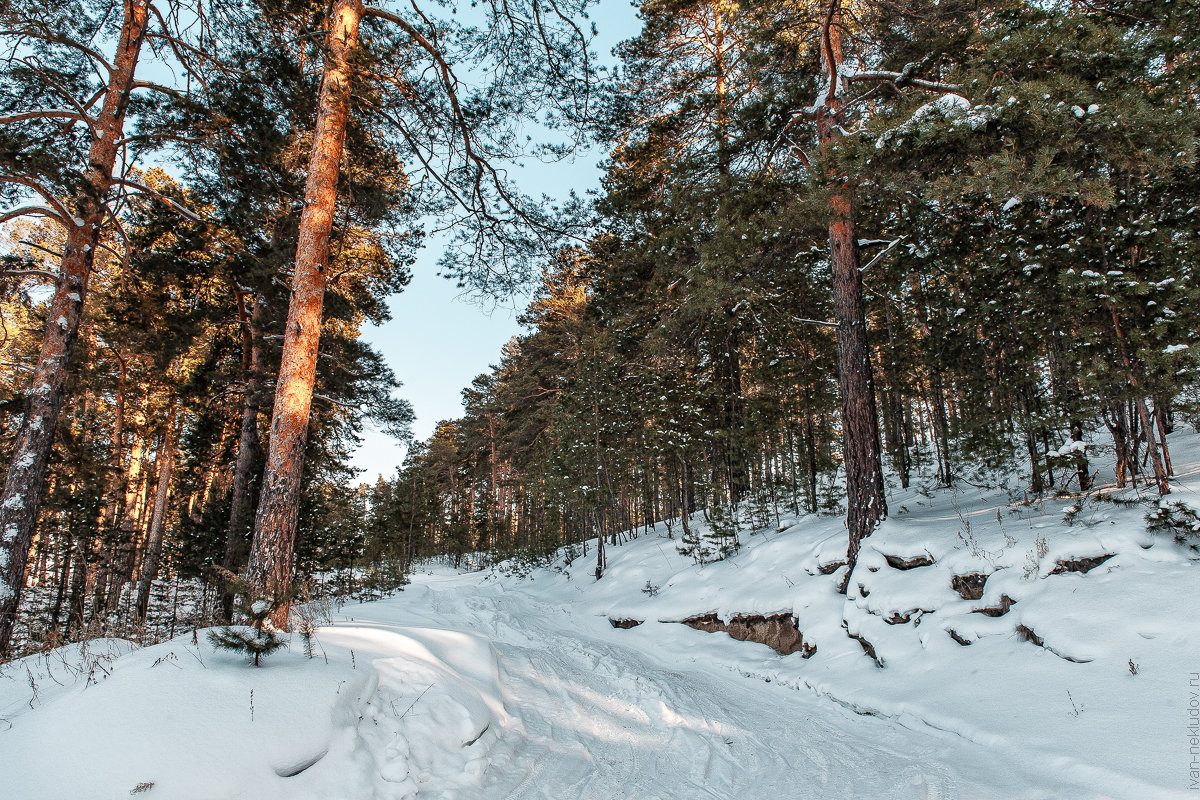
left=816, top=0, right=887, bottom=592
left=99, top=408, right=146, bottom=615
left=1109, top=308, right=1169, bottom=495
left=101, top=354, right=129, bottom=531
left=246, top=0, right=363, bottom=627
left=0, top=0, right=150, bottom=655
left=218, top=290, right=266, bottom=621
left=136, top=399, right=179, bottom=623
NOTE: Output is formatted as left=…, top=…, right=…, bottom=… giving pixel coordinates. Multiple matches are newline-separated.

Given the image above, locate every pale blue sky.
left=351, top=0, right=642, bottom=481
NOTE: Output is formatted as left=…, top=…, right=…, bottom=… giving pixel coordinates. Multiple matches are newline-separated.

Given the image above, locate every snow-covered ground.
left=2, top=431, right=1198, bottom=799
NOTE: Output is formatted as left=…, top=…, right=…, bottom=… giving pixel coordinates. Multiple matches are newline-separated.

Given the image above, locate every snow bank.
left=0, top=624, right=506, bottom=799
left=5, top=430, right=1199, bottom=798
left=504, top=427, right=1200, bottom=799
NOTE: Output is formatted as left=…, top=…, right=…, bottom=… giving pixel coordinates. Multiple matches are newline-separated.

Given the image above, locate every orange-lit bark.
left=246, top=0, right=363, bottom=626
left=816, top=0, right=887, bottom=590
left=0, top=0, right=150, bottom=655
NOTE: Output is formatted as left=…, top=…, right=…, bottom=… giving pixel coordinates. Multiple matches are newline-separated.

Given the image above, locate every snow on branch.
left=3, top=267, right=58, bottom=282
left=874, top=94, right=991, bottom=150
left=0, top=176, right=74, bottom=226
left=841, top=65, right=961, bottom=93
left=860, top=236, right=905, bottom=274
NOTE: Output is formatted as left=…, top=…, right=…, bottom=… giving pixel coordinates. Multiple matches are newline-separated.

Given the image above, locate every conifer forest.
left=0, top=0, right=1198, bottom=797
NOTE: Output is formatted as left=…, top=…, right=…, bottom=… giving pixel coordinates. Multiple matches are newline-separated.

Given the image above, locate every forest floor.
left=2, top=430, right=1198, bottom=799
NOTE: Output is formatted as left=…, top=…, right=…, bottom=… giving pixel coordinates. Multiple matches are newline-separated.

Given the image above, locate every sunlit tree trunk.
left=816, top=0, right=887, bottom=591
left=246, top=0, right=363, bottom=626
left=0, top=0, right=150, bottom=656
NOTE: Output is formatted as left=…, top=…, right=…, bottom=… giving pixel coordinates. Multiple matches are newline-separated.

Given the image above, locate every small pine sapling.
left=1145, top=500, right=1200, bottom=550
left=207, top=569, right=293, bottom=667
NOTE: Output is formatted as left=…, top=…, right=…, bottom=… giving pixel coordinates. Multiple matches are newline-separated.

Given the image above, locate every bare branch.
left=844, top=70, right=960, bottom=93
left=111, top=178, right=202, bottom=221
left=0, top=175, right=75, bottom=225
left=0, top=205, right=68, bottom=227
left=0, top=109, right=92, bottom=126
left=3, top=267, right=58, bottom=281
left=859, top=235, right=905, bottom=274
left=16, top=240, right=64, bottom=261
left=312, top=393, right=360, bottom=411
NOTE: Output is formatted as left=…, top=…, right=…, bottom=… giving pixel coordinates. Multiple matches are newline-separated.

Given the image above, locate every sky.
left=351, top=0, right=643, bottom=482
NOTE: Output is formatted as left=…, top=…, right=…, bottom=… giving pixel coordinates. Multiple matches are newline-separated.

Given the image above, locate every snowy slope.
left=2, top=431, right=1198, bottom=799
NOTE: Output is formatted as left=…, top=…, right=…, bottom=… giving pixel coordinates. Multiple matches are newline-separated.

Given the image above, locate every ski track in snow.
left=338, top=580, right=1040, bottom=800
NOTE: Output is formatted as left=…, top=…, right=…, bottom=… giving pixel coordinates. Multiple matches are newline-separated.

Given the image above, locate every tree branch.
left=3, top=267, right=58, bottom=281
left=0, top=109, right=92, bottom=126
left=0, top=25, right=115, bottom=74
left=132, top=79, right=189, bottom=101
left=0, top=175, right=75, bottom=225
left=111, top=178, right=202, bottom=221
left=0, top=205, right=67, bottom=227
left=859, top=235, right=904, bottom=273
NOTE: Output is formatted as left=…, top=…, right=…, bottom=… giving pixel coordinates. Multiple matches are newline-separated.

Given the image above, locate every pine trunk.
left=816, top=0, right=886, bottom=592
left=1110, top=308, right=1169, bottom=495
left=219, top=291, right=266, bottom=621
left=246, top=0, right=363, bottom=627
left=0, top=0, right=150, bottom=656
left=136, top=399, right=178, bottom=622
left=102, top=413, right=146, bottom=614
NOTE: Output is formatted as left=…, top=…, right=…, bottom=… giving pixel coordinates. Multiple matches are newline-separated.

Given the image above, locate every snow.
left=1002, top=196, right=1022, bottom=212
left=3, top=433, right=1200, bottom=798
left=1050, top=439, right=1087, bottom=457
left=1, top=629, right=504, bottom=799
left=1165, top=344, right=1189, bottom=354
left=875, top=94, right=989, bottom=149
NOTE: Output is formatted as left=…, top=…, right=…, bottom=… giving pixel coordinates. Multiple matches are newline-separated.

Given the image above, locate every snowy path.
left=334, top=575, right=1054, bottom=800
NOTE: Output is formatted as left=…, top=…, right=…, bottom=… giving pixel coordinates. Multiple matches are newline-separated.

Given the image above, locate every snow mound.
left=0, top=625, right=507, bottom=799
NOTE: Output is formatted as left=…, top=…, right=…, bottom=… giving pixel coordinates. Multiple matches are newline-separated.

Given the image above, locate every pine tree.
left=247, top=0, right=596, bottom=624
left=207, top=569, right=291, bottom=667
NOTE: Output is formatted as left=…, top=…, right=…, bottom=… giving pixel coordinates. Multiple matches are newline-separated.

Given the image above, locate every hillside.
left=2, top=430, right=1197, bottom=799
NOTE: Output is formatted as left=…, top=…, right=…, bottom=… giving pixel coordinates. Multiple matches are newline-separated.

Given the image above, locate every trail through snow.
left=8, top=432, right=1199, bottom=799
left=335, top=573, right=1066, bottom=800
